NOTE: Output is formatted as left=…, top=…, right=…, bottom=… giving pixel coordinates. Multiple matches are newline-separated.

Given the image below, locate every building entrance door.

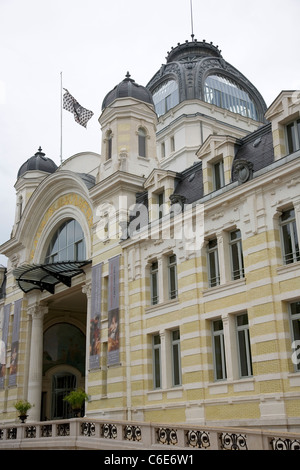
left=51, top=372, right=77, bottom=419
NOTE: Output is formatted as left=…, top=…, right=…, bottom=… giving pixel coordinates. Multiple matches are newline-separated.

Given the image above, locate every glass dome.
left=204, top=75, right=258, bottom=120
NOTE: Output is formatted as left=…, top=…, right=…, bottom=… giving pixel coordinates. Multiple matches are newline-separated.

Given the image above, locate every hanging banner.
left=0, top=303, right=10, bottom=389
left=89, top=263, right=102, bottom=370
left=108, top=256, right=120, bottom=366
left=9, top=299, right=22, bottom=387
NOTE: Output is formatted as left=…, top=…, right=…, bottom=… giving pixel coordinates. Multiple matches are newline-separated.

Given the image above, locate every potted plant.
left=14, top=400, right=32, bottom=423
left=63, top=388, right=88, bottom=417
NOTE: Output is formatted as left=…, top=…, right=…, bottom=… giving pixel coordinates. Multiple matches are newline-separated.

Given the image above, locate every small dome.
left=102, top=72, right=154, bottom=110
left=17, top=147, right=58, bottom=179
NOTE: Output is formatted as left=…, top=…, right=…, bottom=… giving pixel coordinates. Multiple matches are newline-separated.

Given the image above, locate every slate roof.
left=172, top=162, right=203, bottom=204
left=232, top=123, right=274, bottom=182
left=17, top=147, right=58, bottom=179
left=170, top=123, right=274, bottom=204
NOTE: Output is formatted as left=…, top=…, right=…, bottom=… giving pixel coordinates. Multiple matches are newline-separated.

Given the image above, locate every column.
left=27, top=303, right=48, bottom=422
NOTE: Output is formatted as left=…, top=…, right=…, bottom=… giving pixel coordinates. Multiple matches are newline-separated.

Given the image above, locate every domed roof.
left=102, top=72, right=154, bottom=110
left=147, top=39, right=267, bottom=122
left=17, top=147, right=58, bottom=179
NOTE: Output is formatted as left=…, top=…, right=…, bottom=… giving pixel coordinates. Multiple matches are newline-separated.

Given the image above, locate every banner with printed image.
left=0, top=303, right=10, bottom=389
left=9, top=299, right=22, bottom=387
left=89, top=263, right=102, bottom=370
left=108, top=256, right=120, bottom=366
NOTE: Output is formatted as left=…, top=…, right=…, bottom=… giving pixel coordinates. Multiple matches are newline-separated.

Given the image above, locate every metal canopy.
left=13, top=260, right=91, bottom=294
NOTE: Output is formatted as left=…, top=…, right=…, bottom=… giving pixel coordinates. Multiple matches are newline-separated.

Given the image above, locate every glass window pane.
left=214, top=335, right=225, bottom=380
left=172, top=330, right=180, bottom=341
left=287, top=122, right=296, bottom=153
left=238, top=330, right=248, bottom=376
left=152, top=80, right=179, bottom=117
left=231, top=243, right=240, bottom=279
left=204, top=75, right=258, bottom=121
left=45, top=219, right=85, bottom=263
left=172, top=343, right=180, bottom=386
left=67, top=219, right=75, bottom=245
left=237, top=313, right=248, bottom=327
left=282, top=224, right=293, bottom=263
left=59, top=224, right=67, bottom=249
left=213, top=319, right=223, bottom=332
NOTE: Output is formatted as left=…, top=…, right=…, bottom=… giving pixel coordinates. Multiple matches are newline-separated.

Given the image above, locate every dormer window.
left=286, top=119, right=300, bottom=154
left=213, top=159, right=225, bottom=190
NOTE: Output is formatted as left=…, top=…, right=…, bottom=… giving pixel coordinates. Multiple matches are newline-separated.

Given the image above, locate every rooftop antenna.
left=190, top=0, right=195, bottom=41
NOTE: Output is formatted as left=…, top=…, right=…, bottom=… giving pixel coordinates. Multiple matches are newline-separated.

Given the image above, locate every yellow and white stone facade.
left=0, top=40, right=300, bottom=431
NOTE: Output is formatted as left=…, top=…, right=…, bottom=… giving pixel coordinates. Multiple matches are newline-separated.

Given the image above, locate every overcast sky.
left=0, top=0, right=299, bottom=266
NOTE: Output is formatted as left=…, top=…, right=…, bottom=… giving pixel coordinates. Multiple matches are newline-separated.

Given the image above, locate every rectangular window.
left=207, top=239, right=220, bottom=287
left=229, top=229, right=244, bottom=280
left=170, top=136, right=175, bottom=152
left=150, top=261, right=159, bottom=305
left=286, top=119, right=300, bottom=154
left=212, top=319, right=227, bottom=381
left=236, top=313, right=253, bottom=377
left=171, top=330, right=181, bottom=386
left=213, top=160, right=225, bottom=190
left=157, top=192, right=164, bottom=219
left=280, top=209, right=300, bottom=264
left=290, top=301, right=300, bottom=371
left=168, top=254, right=178, bottom=299
left=153, top=334, right=161, bottom=389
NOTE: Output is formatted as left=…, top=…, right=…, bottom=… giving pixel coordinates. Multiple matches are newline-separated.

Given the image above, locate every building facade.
left=1, top=39, right=300, bottom=431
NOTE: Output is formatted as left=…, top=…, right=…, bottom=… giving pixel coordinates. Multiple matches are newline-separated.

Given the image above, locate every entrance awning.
left=13, top=260, right=92, bottom=294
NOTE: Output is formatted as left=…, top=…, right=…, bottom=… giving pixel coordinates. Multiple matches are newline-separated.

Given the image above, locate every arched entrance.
left=42, top=291, right=87, bottom=421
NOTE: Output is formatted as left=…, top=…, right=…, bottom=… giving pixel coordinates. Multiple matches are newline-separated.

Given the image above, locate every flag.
left=63, top=89, right=94, bottom=128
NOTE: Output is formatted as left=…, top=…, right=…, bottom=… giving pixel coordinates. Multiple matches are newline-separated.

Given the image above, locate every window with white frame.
left=286, top=119, right=300, bottom=154
left=152, top=334, right=161, bottom=389
left=213, top=160, right=225, bottom=190
left=229, top=229, right=244, bottom=280
left=212, top=319, right=227, bottom=381
left=236, top=313, right=253, bottom=377
left=171, top=329, right=181, bottom=386
left=207, top=239, right=220, bottom=287
left=168, top=254, right=178, bottom=300
left=280, top=209, right=300, bottom=265
left=290, top=301, right=300, bottom=371
left=150, top=261, right=159, bottom=305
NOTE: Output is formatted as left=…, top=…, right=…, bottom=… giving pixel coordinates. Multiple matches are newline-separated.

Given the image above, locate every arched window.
left=45, top=219, right=86, bottom=264
left=138, top=127, right=146, bottom=157
left=152, top=80, right=179, bottom=117
left=204, top=75, right=258, bottom=121
left=106, top=130, right=112, bottom=160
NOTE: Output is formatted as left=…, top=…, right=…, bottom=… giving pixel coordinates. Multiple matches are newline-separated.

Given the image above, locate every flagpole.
left=190, top=0, right=194, bottom=41
left=60, top=71, right=63, bottom=164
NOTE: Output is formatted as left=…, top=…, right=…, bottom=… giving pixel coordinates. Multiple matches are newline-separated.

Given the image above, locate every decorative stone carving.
left=232, top=159, right=253, bottom=184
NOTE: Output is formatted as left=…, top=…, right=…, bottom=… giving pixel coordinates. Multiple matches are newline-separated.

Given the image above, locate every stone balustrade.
left=0, top=418, right=300, bottom=450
